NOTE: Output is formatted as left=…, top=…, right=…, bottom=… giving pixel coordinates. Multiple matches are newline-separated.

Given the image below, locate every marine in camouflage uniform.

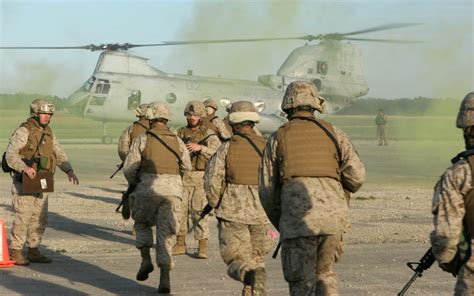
left=430, top=92, right=474, bottom=295
left=5, top=99, right=79, bottom=266
left=203, top=98, right=232, bottom=141
left=205, top=101, right=272, bottom=296
left=375, top=108, right=388, bottom=146
left=259, top=81, right=366, bottom=296
left=123, top=102, right=191, bottom=294
left=173, top=101, right=221, bottom=259
left=117, top=103, right=150, bottom=161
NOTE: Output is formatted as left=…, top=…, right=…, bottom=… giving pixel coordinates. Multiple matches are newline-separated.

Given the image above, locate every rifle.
left=398, top=248, right=435, bottom=296
left=272, top=242, right=281, bottom=259
left=110, top=162, right=124, bottom=179
left=187, top=204, right=213, bottom=234
left=115, top=184, right=136, bottom=219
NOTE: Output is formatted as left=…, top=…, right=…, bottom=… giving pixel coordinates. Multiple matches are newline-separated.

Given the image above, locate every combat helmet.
left=203, top=98, right=218, bottom=111
left=281, top=81, right=326, bottom=113
left=184, top=101, right=206, bottom=117
left=146, top=102, right=172, bottom=121
left=456, top=92, right=474, bottom=129
left=228, top=101, right=260, bottom=124
left=30, top=99, right=55, bottom=117
left=135, top=103, right=150, bottom=118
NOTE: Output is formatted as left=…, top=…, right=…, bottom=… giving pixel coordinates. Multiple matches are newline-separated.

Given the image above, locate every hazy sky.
left=0, top=0, right=472, bottom=99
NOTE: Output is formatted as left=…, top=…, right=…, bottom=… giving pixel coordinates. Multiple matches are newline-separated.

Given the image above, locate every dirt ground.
left=0, top=140, right=460, bottom=295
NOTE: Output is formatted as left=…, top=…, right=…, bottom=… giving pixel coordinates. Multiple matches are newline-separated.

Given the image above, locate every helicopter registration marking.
left=186, top=82, right=200, bottom=91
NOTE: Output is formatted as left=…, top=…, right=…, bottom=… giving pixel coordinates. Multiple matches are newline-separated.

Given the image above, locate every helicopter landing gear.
left=101, top=122, right=113, bottom=144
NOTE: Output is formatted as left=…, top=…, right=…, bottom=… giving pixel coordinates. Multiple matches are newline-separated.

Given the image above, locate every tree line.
left=336, top=97, right=460, bottom=116
left=0, top=93, right=66, bottom=110
left=0, top=93, right=460, bottom=116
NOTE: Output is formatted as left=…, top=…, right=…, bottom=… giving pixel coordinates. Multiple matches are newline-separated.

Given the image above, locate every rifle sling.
left=134, top=121, right=148, bottom=130
left=146, top=131, right=183, bottom=165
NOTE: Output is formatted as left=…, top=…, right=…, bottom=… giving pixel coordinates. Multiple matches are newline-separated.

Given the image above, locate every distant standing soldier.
left=118, top=103, right=150, bottom=161
left=259, top=81, right=366, bottom=295
left=375, top=108, right=388, bottom=146
left=173, top=101, right=221, bottom=259
left=6, top=99, right=79, bottom=266
left=123, top=102, right=191, bottom=293
left=117, top=103, right=150, bottom=220
left=203, top=98, right=232, bottom=141
left=430, top=92, right=474, bottom=295
left=205, top=101, right=272, bottom=295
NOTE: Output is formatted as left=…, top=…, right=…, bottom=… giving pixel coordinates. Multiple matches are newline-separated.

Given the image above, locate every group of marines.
left=5, top=81, right=473, bottom=295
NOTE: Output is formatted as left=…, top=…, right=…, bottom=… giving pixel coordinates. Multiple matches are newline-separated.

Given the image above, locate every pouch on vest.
left=21, top=171, right=54, bottom=194
left=1, top=152, right=14, bottom=173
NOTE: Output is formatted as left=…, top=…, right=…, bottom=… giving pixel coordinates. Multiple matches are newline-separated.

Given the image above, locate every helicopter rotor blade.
left=0, top=45, right=95, bottom=50
left=128, top=36, right=314, bottom=48
left=342, top=23, right=421, bottom=36
left=343, top=37, right=421, bottom=43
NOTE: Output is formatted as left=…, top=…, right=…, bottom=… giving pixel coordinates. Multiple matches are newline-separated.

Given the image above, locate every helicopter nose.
left=66, top=91, right=90, bottom=116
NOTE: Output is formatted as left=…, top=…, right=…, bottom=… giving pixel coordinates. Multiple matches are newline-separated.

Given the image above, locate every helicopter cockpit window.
left=166, top=93, right=177, bottom=104
left=128, top=90, right=141, bottom=110
left=95, top=79, right=110, bottom=94
left=317, top=61, right=328, bottom=75
left=81, top=76, right=96, bottom=92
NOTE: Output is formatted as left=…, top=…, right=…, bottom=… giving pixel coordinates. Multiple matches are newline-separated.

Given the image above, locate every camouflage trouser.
left=281, top=235, right=341, bottom=296
left=132, top=193, right=181, bottom=269
left=455, top=254, right=474, bottom=295
left=10, top=181, right=48, bottom=250
left=177, top=183, right=209, bottom=240
left=377, top=125, right=388, bottom=145
left=218, top=220, right=272, bottom=282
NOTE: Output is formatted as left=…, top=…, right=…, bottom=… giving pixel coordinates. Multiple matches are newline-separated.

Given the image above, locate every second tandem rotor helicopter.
left=1, top=23, right=419, bottom=143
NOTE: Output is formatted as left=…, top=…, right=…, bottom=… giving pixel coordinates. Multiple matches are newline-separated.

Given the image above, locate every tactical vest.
left=178, top=125, right=213, bottom=171
left=19, top=118, right=56, bottom=172
left=277, top=117, right=340, bottom=182
left=139, top=126, right=180, bottom=175
left=226, top=132, right=266, bottom=185
left=130, top=118, right=150, bottom=146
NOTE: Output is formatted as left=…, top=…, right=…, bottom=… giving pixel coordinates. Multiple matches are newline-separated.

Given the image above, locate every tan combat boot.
left=157, top=267, right=171, bottom=294
left=27, top=247, right=52, bottom=263
left=11, top=249, right=30, bottom=266
left=136, top=247, right=154, bottom=281
left=197, top=238, right=208, bottom=259
left=172, top=235, right=186, bottom=255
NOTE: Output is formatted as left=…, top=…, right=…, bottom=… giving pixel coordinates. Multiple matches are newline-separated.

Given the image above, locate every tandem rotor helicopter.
left=1, top=23, right=418, bottom=143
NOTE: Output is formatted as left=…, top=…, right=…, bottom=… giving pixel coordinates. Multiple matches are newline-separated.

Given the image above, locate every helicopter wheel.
left=101, top=136, right=113, bottom=144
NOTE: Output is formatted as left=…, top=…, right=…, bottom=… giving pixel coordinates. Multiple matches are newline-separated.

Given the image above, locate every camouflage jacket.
left=430, top=159, right=473, bottom=264
left=204, top=142, right=269, bottom=225
left=123, top=132, right=192, bottom=197
left=5, top=123, right=73, bottom=174
left=117, top=119, right=149, bottom=161
left=259, top=126, right=366, bottom=240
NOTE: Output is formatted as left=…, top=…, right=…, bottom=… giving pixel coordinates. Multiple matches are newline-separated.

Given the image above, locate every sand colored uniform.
left=204, top=131, right=272, bottom=286
left=203, top=115, right=232, bottom=141
left=430, top=156, right=474, bottom=295
left=6, top=118, right=73, bottom=250
left=118, top=118, right=150, bottom=161
left=123, top=126, right=191, bottom=269
left=259, top=115, right=365, bottom=295
left=177, top=126, right=220, bottom=239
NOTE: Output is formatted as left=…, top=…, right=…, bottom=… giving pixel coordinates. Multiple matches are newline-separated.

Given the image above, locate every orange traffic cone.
left=0, top=219, right=15, bottom=268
